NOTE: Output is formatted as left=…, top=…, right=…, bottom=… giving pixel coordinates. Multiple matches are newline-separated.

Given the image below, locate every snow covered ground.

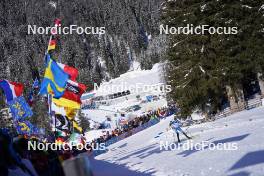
left=82, top=63, right=168, bottom=140
left=94, top=63, right=165, bottom=96
left=92, top=106, right=264, bottom=176
left=82, top=63, right=166, bottom=118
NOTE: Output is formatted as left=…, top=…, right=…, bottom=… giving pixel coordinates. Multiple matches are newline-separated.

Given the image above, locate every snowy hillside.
left=92, top=107, right=264, bottom=176
left=82, top=63, right=167, bottom=127
left=94, top=63, right=165, bottom=96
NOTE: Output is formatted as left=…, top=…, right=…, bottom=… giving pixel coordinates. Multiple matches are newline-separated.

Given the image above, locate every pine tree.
left=78, top=111, right=90, bottom=133
left=0, top=0, right=164, bottom=129
left=162, top=0, right=264, bottom=117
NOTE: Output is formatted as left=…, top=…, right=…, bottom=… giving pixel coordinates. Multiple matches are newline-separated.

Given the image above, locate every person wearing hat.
left=169, top=118, right=191, bottom=143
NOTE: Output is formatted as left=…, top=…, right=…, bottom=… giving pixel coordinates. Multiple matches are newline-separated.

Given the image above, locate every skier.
left=169, top=118, right=191, bottom=143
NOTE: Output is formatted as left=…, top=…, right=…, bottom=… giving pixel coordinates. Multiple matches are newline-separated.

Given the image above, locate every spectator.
left=0, top=130, right=35, bottom=176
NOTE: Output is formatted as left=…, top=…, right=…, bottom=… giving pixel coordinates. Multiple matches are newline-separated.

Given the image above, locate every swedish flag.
left=39, top=54, right=69, bottom=98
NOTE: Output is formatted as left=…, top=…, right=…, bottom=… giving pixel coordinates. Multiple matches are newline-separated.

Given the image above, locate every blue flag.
left=32, top=78, right=39, bottom=89
left=7, top=96, right=33, bottom=120
left=28, top=78, right=39, bottom=106
left=16, top=120, right=43, bottom=135
left=16, top=120, right=33, bottom=135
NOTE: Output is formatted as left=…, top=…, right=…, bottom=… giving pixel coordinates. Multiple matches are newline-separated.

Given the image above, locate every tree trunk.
left=258, top=73, right=264, bottom=97
left=226, top=85, right=245, bottom=113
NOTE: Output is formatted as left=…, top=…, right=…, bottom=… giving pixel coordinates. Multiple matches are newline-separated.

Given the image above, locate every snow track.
left=93, top=107, right=264, bottom=176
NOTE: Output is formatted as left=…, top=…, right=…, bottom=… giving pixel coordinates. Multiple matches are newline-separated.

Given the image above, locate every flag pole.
left=45, top=31, right=55, bottom=141
left=43, top=1, right=60, bottom=140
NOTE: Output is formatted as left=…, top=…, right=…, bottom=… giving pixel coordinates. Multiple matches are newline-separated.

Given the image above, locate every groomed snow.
left=92, top=107, right=264, bottom=176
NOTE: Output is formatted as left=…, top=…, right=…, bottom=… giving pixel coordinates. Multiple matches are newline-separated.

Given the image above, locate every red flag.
left=52, top=80, right=87, bottom=109
left=54, top=18, right=61, bottom=26
left=58, top=63, right=78, bottom=81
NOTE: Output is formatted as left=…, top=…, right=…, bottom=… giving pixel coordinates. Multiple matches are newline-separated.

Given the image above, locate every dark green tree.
left=162, top=0, right=264, bottom=117
left=77, top=111, right=90, bottom=133
left=0, top=0, right=165, bottom=129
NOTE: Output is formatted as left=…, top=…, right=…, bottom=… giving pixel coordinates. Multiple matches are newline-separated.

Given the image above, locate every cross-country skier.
left=169, top=118, right=191, bottom=143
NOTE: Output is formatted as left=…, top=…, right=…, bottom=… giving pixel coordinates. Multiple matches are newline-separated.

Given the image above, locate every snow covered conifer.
left=162, top=0, right=264, bottom=117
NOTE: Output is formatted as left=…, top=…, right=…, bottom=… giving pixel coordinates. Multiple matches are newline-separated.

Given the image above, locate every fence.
left=245, top=98, right=262, bottom=110
left=215, top=97, right=263, bottom=119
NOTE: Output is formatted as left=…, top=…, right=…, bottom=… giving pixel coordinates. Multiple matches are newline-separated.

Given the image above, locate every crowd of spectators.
left=90, top=105, right=177, bottom=148
left=0, top=130, right=65, bottom=176
left=0, top=129, right=98, bottom=176
left=0, top=105, right=177, bottom=176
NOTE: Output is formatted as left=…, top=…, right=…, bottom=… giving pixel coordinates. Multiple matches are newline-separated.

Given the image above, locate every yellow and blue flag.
left=7, top=96, right=33, bottom=120
left=39, top=54, right=69, bottom=98
left=16, top=120, right=32, bottom=135
left=15, top=120, right=36, bottom=135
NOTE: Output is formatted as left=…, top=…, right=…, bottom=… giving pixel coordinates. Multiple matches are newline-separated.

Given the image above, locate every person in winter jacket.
left=169, top=119, right=191, bottom=143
